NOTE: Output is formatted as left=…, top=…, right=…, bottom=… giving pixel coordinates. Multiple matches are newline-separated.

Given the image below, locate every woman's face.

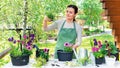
left=65, top=7, right=76, bottom=21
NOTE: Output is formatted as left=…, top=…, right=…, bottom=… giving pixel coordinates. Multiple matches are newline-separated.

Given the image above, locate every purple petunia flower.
left=8, top=37, right=14, bottom=42
left=105, top=40, right=108, bottom=43
left=27, top=40, right=32, bottom=46
left=8, top=33, right=35, bottom=52
left=13, top=40, right=16, bottom=44
left=64, top=42, right=72, bottom=47
left=30, top=37, right=34, bottom=40
left=26, top=43, right=30, bottom=46
left=93, top=38, right=97, bottom=41
left=93, top=38, right=98, bottom=46
left=29, top=34, right=34, bottom=37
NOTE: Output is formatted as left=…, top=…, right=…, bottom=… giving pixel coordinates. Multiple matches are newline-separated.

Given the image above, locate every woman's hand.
left=43, top=16, right=51, bottom=29
left=43, top=16, right=51, bottom=22
left=72, top=45, right=79, bottom=49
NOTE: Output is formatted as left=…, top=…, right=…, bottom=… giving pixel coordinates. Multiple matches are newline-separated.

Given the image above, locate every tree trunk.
left=21, top=0, right=28, bottom=51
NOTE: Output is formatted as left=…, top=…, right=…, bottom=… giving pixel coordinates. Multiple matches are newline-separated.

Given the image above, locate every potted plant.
left=90, top=39, right=106, bottom=65
left=103, top=40, right=118, bottom=65
left=104, top=41, right=118, bottom=57
left=57, top=42, right=73, bottom=61
left=8, top=34, right=34, bottom=66
left=33, top=44, right=49, bottom=62
left=46, top=12, right=54, bottom=21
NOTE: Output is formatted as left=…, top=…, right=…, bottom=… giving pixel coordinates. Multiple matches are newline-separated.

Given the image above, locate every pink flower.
left=26, top=46, right=32, bottom=50
left=23, top=35, right=27, bottom=39
left=92, top=46, right=99, bottom=52
left=22, top=41, right=25, bottom=45
left=44, top=48, right=49, bottom=53
left=64, top=42, right=72, bottom=47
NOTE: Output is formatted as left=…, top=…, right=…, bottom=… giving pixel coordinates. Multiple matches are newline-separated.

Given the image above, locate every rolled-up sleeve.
left=75, top=25, right=82, bottom=46
left=43, top=21, right=58, bottom=31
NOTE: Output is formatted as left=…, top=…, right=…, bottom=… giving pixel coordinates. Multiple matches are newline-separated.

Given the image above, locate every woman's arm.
left=73, top=24, right=82, bottom=48
left=43, top=16, right=51, bottom=30
left=43, top=16, right=57, bottom=31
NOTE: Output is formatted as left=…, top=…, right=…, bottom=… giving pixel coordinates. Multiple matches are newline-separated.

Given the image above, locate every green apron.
left=54, top=20, right=77, bottom=58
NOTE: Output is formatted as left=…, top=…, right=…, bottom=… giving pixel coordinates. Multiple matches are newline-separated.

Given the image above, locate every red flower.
left=98, top=41, right=102, bottom=48
left=17, top=40, right=20, bottom=42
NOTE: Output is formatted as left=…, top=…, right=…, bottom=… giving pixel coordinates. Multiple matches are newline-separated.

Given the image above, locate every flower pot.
left=105, top=56, right=115, bottom=65
left=95, top=57, right=105, bottom=65
left=57, top=50, right=73, bottom=61
left=10, top=54, right=29, bottom=66
left=36, top=49, right=49, bottom=62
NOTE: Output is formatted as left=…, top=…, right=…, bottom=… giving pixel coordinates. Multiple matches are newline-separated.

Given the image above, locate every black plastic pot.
left=95, top=57, right=106, bottom=65
left=57, top=50, right=73, bottom=61
left=10, top=54, right=29, bottom=66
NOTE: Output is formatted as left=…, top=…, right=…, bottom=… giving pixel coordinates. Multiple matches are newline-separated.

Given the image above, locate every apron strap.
left=59, top=20, right=66, bottom=32
left=73, top=22, right=76, bottom=32
left=59, top=20, right=77, bottom=35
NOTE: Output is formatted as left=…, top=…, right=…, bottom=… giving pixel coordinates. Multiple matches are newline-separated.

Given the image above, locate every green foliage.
left=10, top=47, right=32, bottom=57
left=91, top=43, right=107, bottom=58
left=32, top=23, right=42, bottom=42
left=33, top=57, right=46, bottom=67
left=46, top=12, right=55, bottom=21
left=77, top=57, right=91, bottom=66
left=22, top=48, right=32, bottom=55
left=83, top=28, right=103, bottom=36
left=0, top=59, right=9, bottom=68
left=93, top=50, right=106, bottom=58
left=37, top=49, right=49, bottom=61
left=10, top=47, right=22, bottom=57
left=64, top=47, right=73, bottom=52
left=105, top=41, right=118, bottom=54
left=80, top=0, right=103, bottom=26
left=91, top=38, right=118, bottom=58
left=84, top=29, right=90, bottom=36
left=0, top=0, right=76, bottom=42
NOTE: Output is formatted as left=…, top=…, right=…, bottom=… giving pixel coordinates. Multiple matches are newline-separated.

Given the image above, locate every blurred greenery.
left=80, top=34, right=114, bottom=51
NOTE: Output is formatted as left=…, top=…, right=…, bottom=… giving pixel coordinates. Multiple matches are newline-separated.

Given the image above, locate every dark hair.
left=67, top=5, right=78, bottom=21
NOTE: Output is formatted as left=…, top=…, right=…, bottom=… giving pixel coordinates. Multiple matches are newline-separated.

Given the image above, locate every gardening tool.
left=72, top=48, right=88, bottom=60
left=72, top=48, right=79, bottom=60
left=78, top=48, right=88, bottom=59
left=89, top=52, right=96, bottom=66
